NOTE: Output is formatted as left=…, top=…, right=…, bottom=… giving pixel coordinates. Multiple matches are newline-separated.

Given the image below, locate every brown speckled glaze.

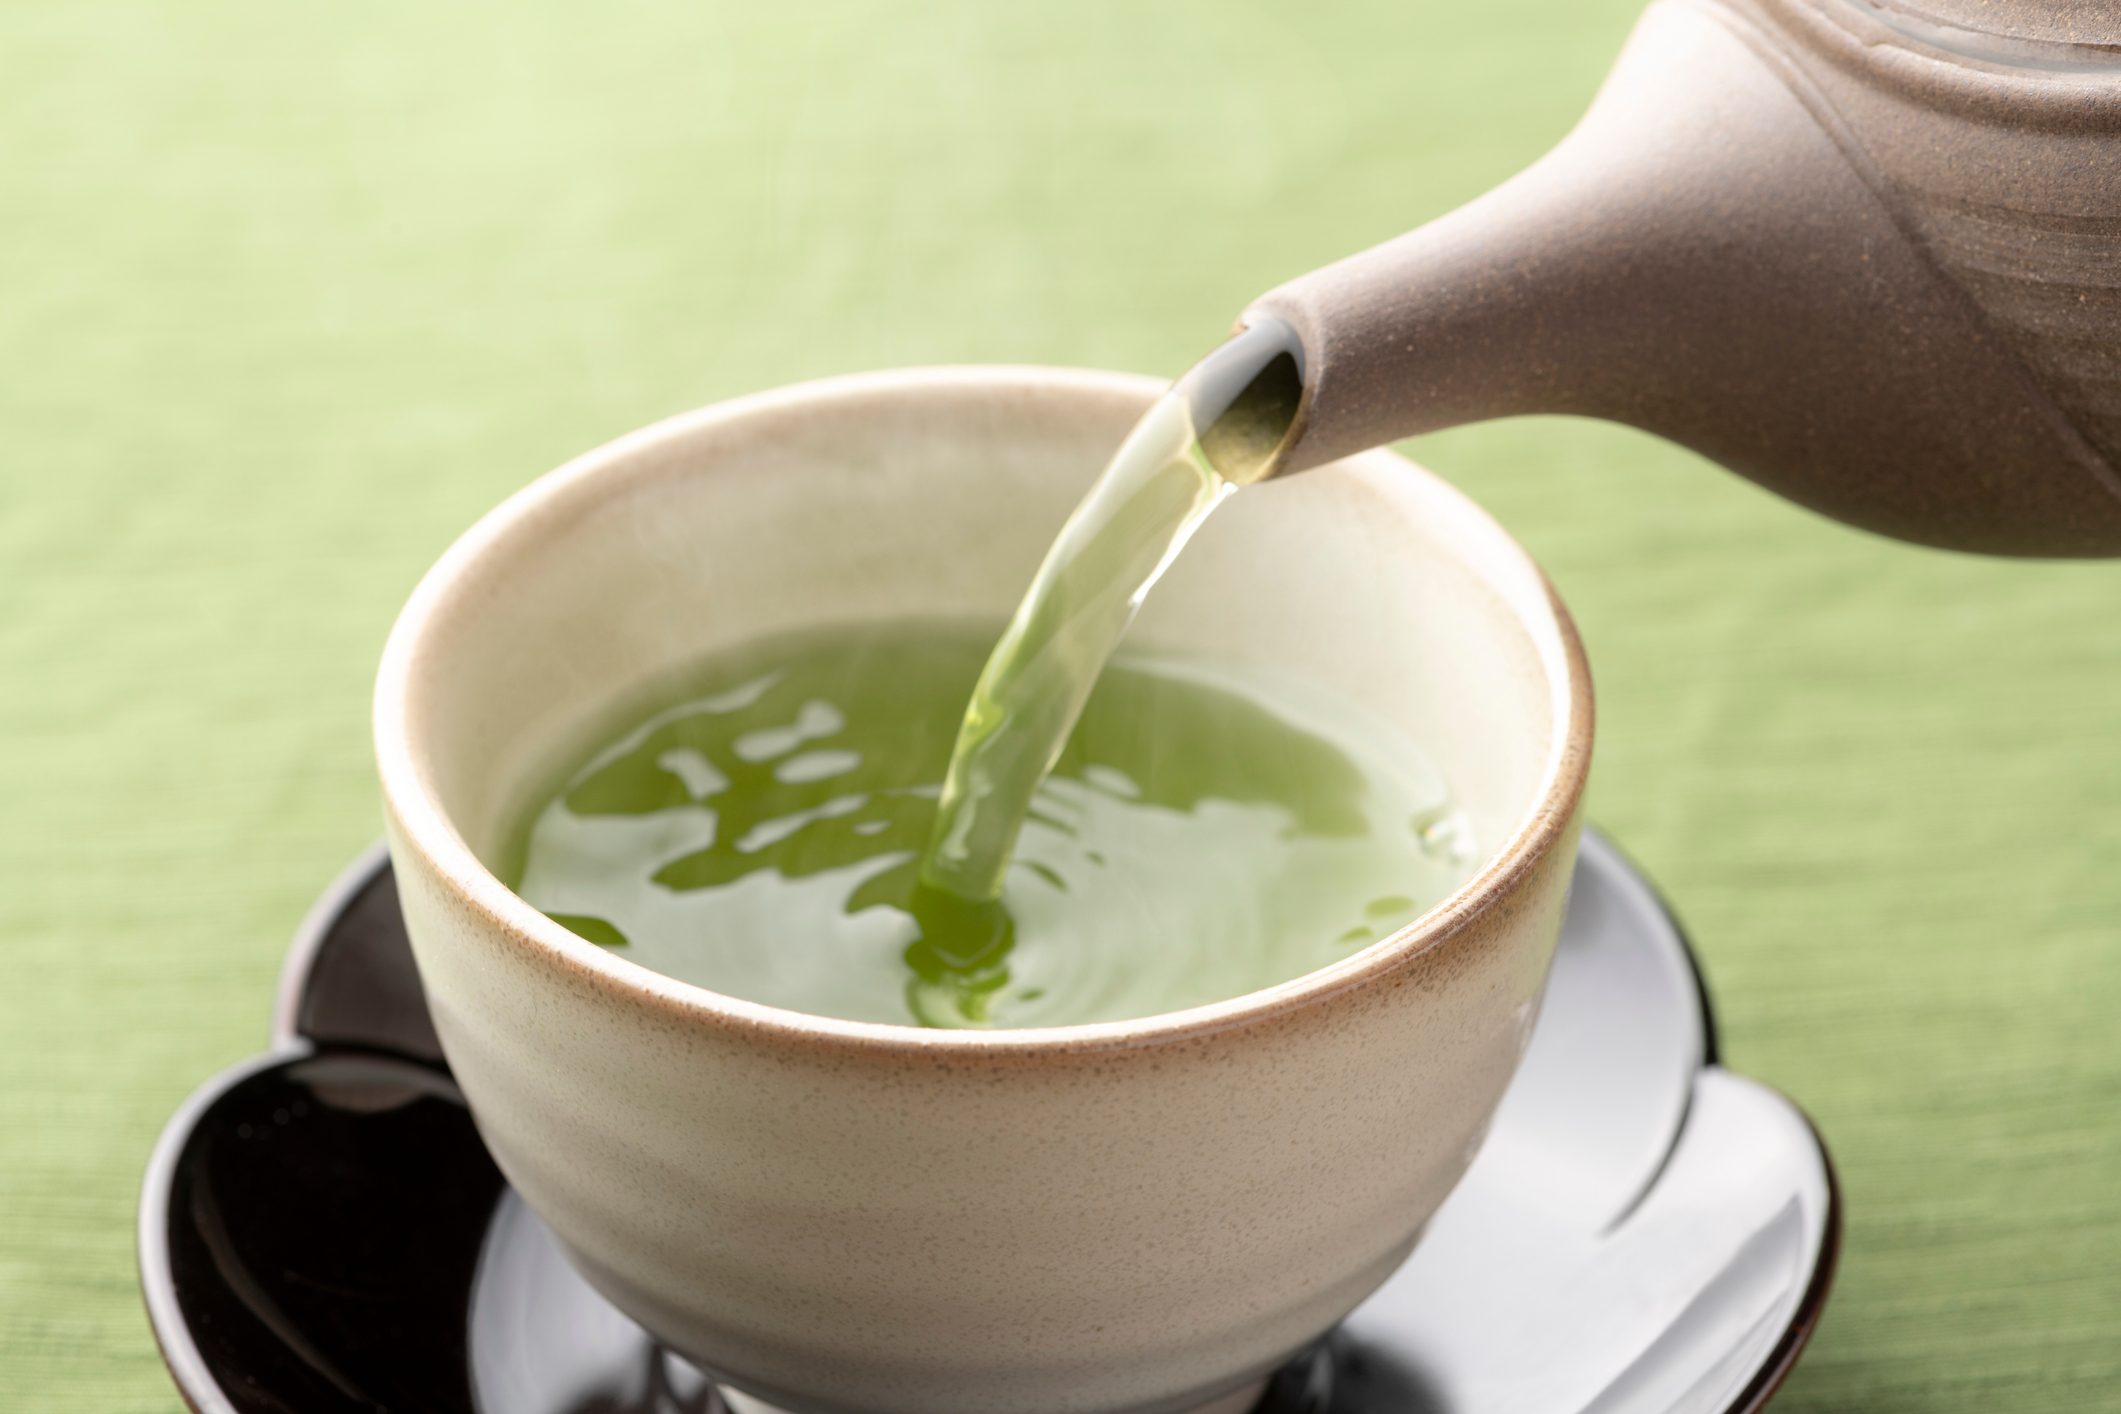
left=1248, top=0, right=2121, bottom=556
left=375, top=369, right=1592, bottom=1414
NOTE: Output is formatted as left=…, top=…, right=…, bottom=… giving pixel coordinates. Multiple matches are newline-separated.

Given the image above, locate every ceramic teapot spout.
left=1245, top=0, right=2121, bottom=555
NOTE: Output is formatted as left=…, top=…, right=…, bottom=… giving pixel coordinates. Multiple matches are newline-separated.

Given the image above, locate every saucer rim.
left=1723, top=1103, right=1844, bottom=1414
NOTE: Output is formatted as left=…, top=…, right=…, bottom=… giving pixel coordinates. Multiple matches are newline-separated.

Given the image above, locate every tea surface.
left=510, top=623, right=1473, bottom=1029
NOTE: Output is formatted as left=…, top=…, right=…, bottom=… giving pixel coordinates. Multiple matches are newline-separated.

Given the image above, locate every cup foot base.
left=718, top=1377, right=1269, bottom=1414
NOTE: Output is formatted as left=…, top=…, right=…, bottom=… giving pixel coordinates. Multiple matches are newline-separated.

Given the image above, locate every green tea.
left=509, top=623, right=1473, bottom=1029
left=508, top=319, right=1456, bottom=1030
left=922, top=319, right=1305, bottom=900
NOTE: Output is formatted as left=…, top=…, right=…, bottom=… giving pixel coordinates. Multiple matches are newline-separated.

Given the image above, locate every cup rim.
left=375, top=365, right=1593, bottom=1058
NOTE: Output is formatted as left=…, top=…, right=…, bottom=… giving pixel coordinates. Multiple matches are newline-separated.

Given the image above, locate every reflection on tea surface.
left=508, top=623, right=1473, bottom=1029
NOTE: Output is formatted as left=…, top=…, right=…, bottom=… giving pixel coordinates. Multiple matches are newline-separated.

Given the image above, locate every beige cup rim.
left=376, top=365, right=1592, bottom=1059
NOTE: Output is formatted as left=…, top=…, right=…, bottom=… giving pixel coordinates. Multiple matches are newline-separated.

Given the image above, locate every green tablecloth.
left=5, top=1, right=2117, bottom=1407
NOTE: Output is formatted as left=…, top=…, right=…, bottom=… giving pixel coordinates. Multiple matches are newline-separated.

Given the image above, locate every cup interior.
left=377, top=367, right=1581, bottom=1028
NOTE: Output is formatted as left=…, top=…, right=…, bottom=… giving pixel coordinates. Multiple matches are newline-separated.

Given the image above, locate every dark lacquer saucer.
left=140, top=829, right=1838, bottom=1414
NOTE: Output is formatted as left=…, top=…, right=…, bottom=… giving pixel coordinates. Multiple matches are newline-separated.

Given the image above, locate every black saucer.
left=140, top=830, right=1838, bottom=1414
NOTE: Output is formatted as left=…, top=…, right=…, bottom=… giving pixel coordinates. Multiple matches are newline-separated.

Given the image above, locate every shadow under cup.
left=374, top=368, right=1592, bottom=1414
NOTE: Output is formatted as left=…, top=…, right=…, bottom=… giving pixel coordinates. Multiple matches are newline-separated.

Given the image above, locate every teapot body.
left=1249, top=0, right=2121, bottom=554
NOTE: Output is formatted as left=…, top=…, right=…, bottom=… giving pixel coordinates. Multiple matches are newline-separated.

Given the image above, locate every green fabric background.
left=4, top=0, right=2118, bottom=1407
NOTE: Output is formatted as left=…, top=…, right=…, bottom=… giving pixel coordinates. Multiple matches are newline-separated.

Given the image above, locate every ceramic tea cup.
left=375, top=367, right=1592, bottom=1414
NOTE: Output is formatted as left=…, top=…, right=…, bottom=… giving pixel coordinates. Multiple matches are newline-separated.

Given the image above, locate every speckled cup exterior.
left=375, top=368, right=1592, bottom=1414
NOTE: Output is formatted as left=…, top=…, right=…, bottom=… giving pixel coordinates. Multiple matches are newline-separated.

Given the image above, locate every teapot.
left=1243, top=0, right=2121, bottom=555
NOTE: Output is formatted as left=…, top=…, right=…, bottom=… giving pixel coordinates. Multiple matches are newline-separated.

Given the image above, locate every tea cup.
left=375, top=366, right=1592, bottom=1414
